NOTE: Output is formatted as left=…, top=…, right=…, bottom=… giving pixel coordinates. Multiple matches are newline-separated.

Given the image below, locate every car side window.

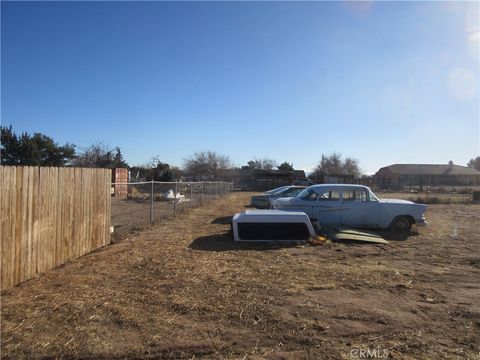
left=330, top=190, right=341, bottom=201
left=343, top=189, right=367, bottom=201
left=317, top=190, right=330, bottom=200
left=317, top=190, right=341, bottom=201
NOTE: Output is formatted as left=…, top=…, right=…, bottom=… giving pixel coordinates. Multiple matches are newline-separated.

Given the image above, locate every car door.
left=312, top=189, right=342, bottom=227
left=340, top=188, right=380, bottom=228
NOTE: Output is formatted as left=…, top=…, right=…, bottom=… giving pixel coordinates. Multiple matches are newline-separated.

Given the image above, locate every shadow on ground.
left=375, top=230, right=420, bottom=241
left=121, top=197, right=151, bottom=204
left=211, top=216, right=233, bottom=225
left=189, top=232, right=300, bottom=252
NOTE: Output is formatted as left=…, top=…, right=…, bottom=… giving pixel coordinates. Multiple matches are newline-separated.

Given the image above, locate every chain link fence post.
left=174, top=182, right=178, bottom=215
left=150, top=180, right=154, bottom=223
left=190, top=182, right=193, bottom=208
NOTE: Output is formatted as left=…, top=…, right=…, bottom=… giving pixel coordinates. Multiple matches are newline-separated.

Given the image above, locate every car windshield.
left=280, top=187, right=303, bottom=197
left=269, top=187, right=292, bottom=195
left=298, top=188, right=317, bottom=200
left=265, top=186, right=289, bottom=194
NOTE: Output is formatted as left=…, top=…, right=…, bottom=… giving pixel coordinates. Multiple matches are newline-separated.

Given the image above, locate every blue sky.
left=2, top=1, right=479, bottom=174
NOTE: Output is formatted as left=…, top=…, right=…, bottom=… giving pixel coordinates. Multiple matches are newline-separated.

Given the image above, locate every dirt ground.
left=1, top=192, right=479, bottom=359
left=111, top=194, right=222, bottom=239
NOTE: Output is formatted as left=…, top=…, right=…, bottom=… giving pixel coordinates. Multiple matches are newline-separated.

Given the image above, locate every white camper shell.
left=232, top=210, right=315, bottom=242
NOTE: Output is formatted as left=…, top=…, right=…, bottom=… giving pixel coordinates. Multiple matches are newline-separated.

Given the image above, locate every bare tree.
left=277, top=161, right=294, bottom=172
left=245, top=157, right=278, bottom=171
left=183, top=151, right=232, bottom=180
left=467, top=156, right=480, bottom=171
left=311, top=153, right=361, bottom=179
left=312, top=153, right=343, bottom=176
left=343, top=157, right=361, bottom=177
left=72, top=142, right=128, bottom=168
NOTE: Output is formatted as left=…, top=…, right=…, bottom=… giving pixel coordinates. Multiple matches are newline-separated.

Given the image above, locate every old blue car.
left=271, top=184, right=427, bottom=232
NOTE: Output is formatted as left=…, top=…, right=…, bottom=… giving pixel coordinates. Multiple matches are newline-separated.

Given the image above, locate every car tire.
left=391, top=216, right=411, bottom=232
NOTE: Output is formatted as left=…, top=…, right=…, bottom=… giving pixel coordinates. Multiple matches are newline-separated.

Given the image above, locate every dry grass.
left=1, top=192, right=479, bottom=359
left=378, top=191, right=474, bottom=204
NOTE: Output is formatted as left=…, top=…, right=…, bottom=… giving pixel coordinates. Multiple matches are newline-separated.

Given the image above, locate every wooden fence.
left=1, top=166, right=111, bottom=290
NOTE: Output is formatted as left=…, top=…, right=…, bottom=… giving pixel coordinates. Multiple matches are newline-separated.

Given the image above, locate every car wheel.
left=391, top=216, right=411, bottom=232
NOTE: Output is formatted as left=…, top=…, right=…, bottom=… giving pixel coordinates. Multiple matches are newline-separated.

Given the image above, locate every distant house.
left=319, top=174, right=355, bottom=184
left=292, top=170, right=306, bottom=181
left=374, top=162, right=480, bottom=190
left=252, top=169, right=291, bottom=190
left=233, top=169, right=308, bottom=190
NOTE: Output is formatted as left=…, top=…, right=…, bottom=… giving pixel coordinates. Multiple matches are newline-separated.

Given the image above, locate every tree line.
left=0, top=126, right=128, bottom=168
left=3, top=125, right=479, bottom=181
left=0, top=126, right=362, bottom=180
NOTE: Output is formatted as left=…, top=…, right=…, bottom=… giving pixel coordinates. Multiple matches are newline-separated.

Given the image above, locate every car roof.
left=308, top=184, right=370, bottom=190
left=272, top=185, right=305, bottom=193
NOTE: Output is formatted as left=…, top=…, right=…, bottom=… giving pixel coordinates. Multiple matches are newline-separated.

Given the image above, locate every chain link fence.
left=111, top=181, right=232, bottom=239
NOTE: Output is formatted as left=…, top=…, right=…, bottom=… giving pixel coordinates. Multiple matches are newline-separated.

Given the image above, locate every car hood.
left=271, top=197, right=296, bottom=206
left=379, top=198, right=428, bottom=214
left=379, top=199, right=414, bottom=205
left=251, top=195, right=269, bottom=200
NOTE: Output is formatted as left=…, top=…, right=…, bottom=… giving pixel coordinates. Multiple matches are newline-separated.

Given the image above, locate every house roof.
left=377, top=164, right=480, bottom=176
left=253, top=169, right=291, bottom=178
left=292, top=170, right=306, bottom=178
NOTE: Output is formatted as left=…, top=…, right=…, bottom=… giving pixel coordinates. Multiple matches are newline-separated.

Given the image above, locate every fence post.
left=150, top=181, right=154, bottom=223
left=190, top=182, right=193, bottom=207
left=209, top=182, right=212, bottom=202
left=174, top=182, right=178, bottom=215
left=201, top=182, right=204, bottom=204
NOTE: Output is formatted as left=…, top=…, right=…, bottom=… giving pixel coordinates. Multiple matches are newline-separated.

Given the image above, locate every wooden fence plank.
left=55, top=167, right=64, bottom=266
left=30, top=167, right=39, bottom=280
left=67, top=167, right=75, bottom=260
left=106, top=170, right=111, bottom=246
left=5, top=166, right=15, bottom=288
left=14, top=167, right=22, bottom=284
left=31, top=167, right=38, bottom=277
left=20, top=166, right=29, bottom=283
left=0, top=166, right=4, bottom=287
left=86, top=169, right=92, bottom=256
left=73, top=167, right=82, bottom=259
left=0, top=166, right=9, bottom=288
left=37, top=167, right=47, bottom=275
left=3, top=167, right=11, bottom=288
left=0, top=166, right=6, bottom=287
